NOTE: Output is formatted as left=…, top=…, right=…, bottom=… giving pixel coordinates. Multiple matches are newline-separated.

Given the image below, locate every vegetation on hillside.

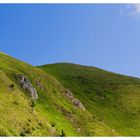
left=0, top=52, right=139, bottom=136
left=0, top=52, right=119, bottom=136
left=40, top=63, right=140, bottom=136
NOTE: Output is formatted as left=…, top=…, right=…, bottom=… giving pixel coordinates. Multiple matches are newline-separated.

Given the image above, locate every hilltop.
left=0, top=52, right=139, bottom=136
left=39, top=63, right=140, bottom=136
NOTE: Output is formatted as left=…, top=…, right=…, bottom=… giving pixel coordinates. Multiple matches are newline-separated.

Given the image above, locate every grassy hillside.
left=0, top=52, right=119, bottom=136
left=40, top=63, right=140, bottom=136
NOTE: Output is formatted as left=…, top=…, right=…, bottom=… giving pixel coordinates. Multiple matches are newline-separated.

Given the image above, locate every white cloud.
left=127, top=4, right=140, bottom=16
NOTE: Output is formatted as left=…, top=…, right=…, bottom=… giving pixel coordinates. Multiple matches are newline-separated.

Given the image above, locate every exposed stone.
left=50, top=127, right=57, bottom=136
left=17, top=74, right=38, bottom=100
left=36, top=81, right=44, bottom=90
left=77, top=128, right=81, bottom=132
left=64, top=89, right=85, bottom=110
left=70, top=118, right=73, bottom=122
left=60, top=107, right=72, bottom=117
left=111, top=129, right=115, bottom=132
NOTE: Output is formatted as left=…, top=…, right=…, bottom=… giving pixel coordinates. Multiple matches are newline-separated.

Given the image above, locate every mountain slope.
left=0, top=53, right=118, bottom=136
left=39, top=63, right=140, bottom=136
left=0, top=53, right=75, bottom=136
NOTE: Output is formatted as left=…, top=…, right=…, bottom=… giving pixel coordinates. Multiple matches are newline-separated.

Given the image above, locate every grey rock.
left=17, top=74, right=38, bottom=100
left=64, top=89, right=85, bottom=110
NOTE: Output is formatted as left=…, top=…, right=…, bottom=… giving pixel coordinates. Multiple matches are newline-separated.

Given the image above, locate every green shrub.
left=60, top=129, right=66, bottom=137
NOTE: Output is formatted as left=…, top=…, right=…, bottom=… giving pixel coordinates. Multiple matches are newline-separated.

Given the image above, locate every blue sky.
left=1, top=4, right=140, bottom=77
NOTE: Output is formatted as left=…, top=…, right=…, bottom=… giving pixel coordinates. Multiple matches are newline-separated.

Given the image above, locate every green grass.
left=0, top=52, right=117, bottom=136
left=1, top=51, right=140, bottom=136
left=0, top=53, right=77, bottom=136
left=39, top=62, right=140, bottom=136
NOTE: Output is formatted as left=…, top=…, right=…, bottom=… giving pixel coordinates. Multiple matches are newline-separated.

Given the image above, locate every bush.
left=60, top=129, right=65, bottom=137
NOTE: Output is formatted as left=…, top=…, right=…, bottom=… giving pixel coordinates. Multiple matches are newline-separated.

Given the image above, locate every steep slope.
left=0, top=53, right=117, bottom=136
left=39, top=63, right=140, bottom=136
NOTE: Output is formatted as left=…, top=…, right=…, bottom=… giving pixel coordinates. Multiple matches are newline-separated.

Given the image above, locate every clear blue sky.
left=1, top=4, right=140, bottom=77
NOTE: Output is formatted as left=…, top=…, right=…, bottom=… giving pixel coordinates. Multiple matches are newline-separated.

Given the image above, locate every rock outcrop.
left=17, top=74, right=38, bottom=100
left=36, top=81, right=44, bottom=90
left=64, top=89, right=85, bottom=110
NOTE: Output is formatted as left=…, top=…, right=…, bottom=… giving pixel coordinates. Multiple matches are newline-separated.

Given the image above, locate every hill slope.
left=0, top=53, right=118, bottom=136
left=39, top=63, right=140, bottom=136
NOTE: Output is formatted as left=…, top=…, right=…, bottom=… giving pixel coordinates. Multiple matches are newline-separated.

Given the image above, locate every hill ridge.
left=39, top=63, right=140, bottom=136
